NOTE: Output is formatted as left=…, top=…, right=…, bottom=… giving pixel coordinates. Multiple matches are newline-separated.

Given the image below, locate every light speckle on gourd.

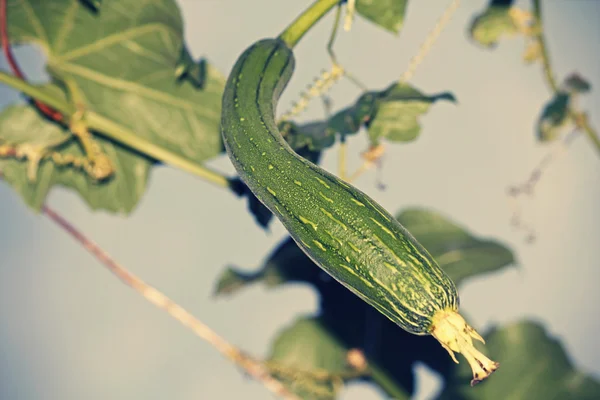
left=318, top=192, right=334, bottom=203
left=313, top=240, right=326, bottom=251
left=299, top=215, right=318, bottom=231
left=316, top=177, right=331, bottom=189
left=348, top=242, right=361, bottom=253
left=350, top=198, right=365, bottom=207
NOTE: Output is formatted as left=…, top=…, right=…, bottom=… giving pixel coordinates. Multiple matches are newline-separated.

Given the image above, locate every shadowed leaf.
left=228, top=177, right=274, bottom=229
left=267, top=316, right=360, bottom=400
left=218, top=207, right=515, bottom=397
left=80, top=0, right=101, bottom=11
left=280, top=120, right=337, bottom=153
left=564, top=73, right=591, bottom=94
left=215, top=207, right=512, bottom=293
left=537, top=92, right=571, bottom=142
left=437, top=321, right=600, bottom=399
left=214, top=236, right=323, bottom=296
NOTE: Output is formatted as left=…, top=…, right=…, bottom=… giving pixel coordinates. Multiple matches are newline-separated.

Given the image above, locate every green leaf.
left=437, top=320, right=600, bottom=399
left=356, top=0, right=408, bottom=34
left=537, top=91, right=571, bottom=142
left=267, top=316, right=356, bottom=400
left=0, top=105, right=150, bottom=213
left=328, top=84, right=454, bottom=145
left=396, top=208, right=515, bottom=285
left=564, top=73, right=591, bottom=94
left=6, top=0, right=225, bottom=166
left=280, top=120, right=336, bottom=152
left=367, top=84, right=456, bottom=145
left=469, top=5, right=519, bottom=48
left=328, top=91, right=379, bottom=136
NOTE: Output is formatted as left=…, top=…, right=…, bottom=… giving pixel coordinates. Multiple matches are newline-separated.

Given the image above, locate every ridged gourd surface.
left=221, top=38, right=458, bottom=334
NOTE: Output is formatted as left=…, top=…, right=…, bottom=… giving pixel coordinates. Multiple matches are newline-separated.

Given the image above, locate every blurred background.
left=0, top=0, right=599, bottom=399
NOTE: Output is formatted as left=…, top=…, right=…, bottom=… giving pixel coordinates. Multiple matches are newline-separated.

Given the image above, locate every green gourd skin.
left=221, top=38, right=498, bottom=385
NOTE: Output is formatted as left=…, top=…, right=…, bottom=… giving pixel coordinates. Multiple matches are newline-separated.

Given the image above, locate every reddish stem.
left=1, top=0, right=63, bottom=121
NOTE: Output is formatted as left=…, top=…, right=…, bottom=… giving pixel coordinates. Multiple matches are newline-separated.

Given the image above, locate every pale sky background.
left=0, top=1, right=599, bottom=399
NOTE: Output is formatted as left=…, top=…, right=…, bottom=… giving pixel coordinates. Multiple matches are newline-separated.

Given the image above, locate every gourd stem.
left=532, top=0, right=558, bottom=92
left=0, top=71, right=231, bottom=188
left=279, top=0, right=340, bottom=48
left=36, top=202, right=300, bottom=400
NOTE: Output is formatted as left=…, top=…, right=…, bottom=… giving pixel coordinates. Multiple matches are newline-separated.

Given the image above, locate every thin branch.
left=326, top=5, right=367, bottom=91
left=533, top=0, right=600, bottom=155
left=41, top=207, right=299, bottom=399
left=507, top=129, right=580, bottom=243
left=572, top=111, right=600, bottom=155
left=532, top=0, right=558, bottom=92
left=399, top=0, right=461, bottom=84
left=0, top=192, right=297, bottom=398
left=279, top=0, right=339, bottom=49
left=326, top=4, right=343, bottom=66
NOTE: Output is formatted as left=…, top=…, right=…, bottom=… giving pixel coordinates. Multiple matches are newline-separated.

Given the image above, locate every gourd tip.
left=430, top=309, right=499, bottom=386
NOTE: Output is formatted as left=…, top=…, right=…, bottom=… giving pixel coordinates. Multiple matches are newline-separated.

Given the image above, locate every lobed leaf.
left=355, top=0, right=408, bottom=34
left=3, top=0, right=224, bottom=213
left=328, top=83, right=454, bottom=145
left=469, top=4, right=519, bottom=48
left=367, top=83, right=456, bottom=145
left=0, top=104, right=151, bottom=213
